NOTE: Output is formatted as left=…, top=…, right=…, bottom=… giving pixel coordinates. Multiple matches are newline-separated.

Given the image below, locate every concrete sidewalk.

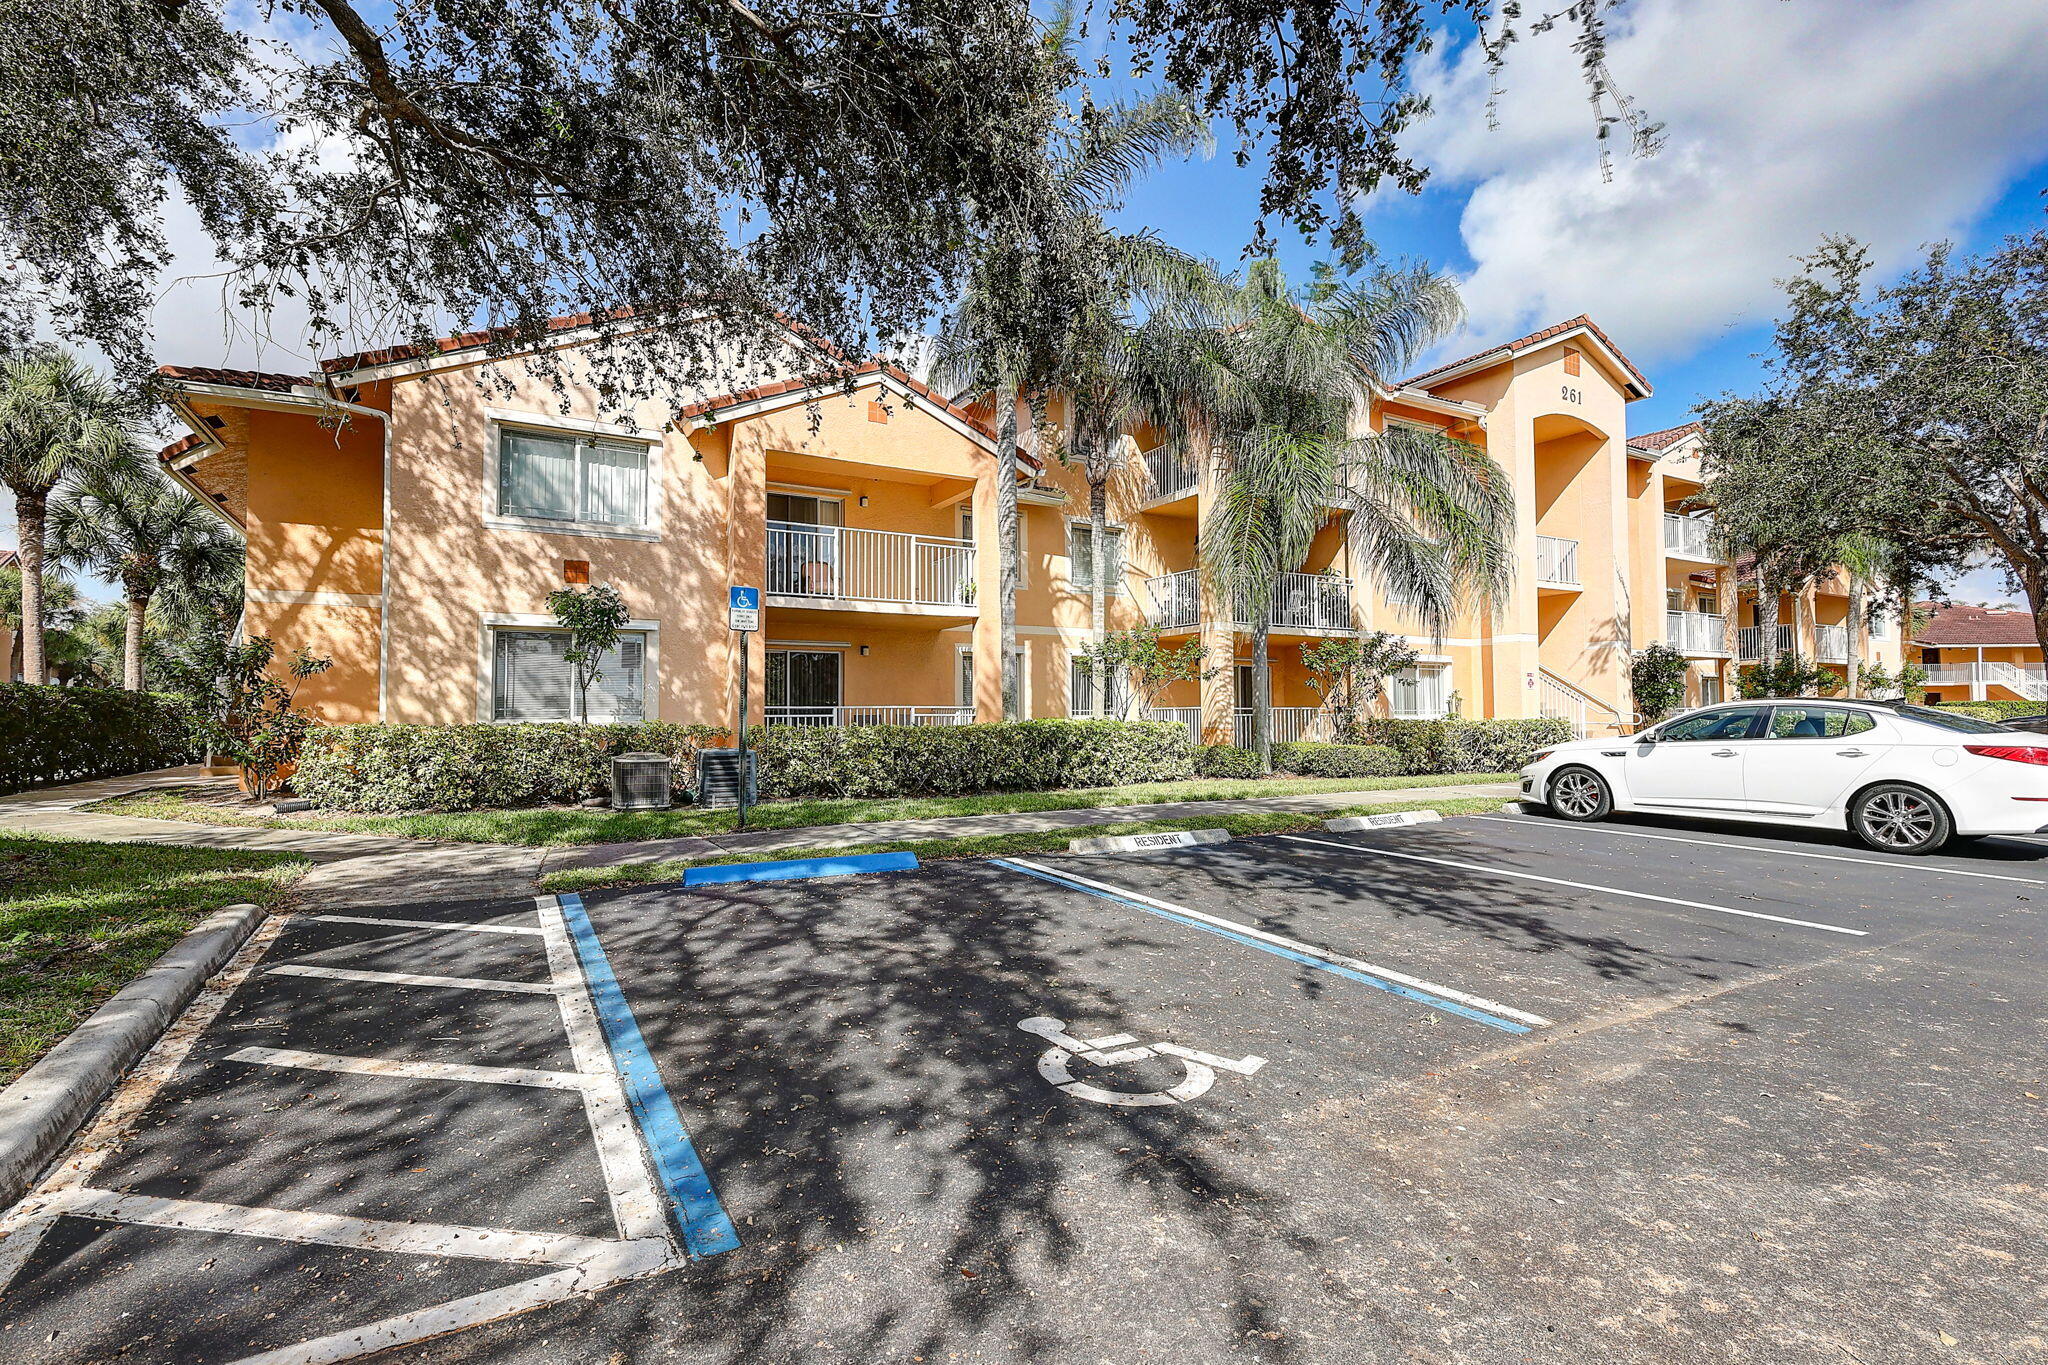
left=542, top=782, right=1519, bottom=873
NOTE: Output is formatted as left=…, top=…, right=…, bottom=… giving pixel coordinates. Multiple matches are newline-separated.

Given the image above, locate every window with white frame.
left=1388, top=664, right=1449, bottom=719
left=497, top=426, right=650, bottom=528
left=491, top=629, right=647, bottom=721
left=1868, top=607, right=1890, bottom=639
left=1066, top=521, right=1124, bottom=591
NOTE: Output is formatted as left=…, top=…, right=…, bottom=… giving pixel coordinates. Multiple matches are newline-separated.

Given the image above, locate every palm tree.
left=1, top=563, right=82, bottom=683
left=1828, top=531, right=1896, bottom=696
left=0, top=350, right=137, bottom=683
left=1184, top=258, right=1515, bottom=769
left=50, top=455, right=242, bottom=690
left=933, top=5, right=1212, bottom=719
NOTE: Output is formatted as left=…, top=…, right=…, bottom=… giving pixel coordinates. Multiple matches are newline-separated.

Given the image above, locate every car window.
left=1888, top=704, right=2014, bottom=735
left=1657, top=708, right=1764, bottom=742
left=1765, top=707, right=1877, bottom=740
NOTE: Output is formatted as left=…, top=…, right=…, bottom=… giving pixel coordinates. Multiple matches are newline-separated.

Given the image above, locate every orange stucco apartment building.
left=154, top=313, right=1901, bottom=744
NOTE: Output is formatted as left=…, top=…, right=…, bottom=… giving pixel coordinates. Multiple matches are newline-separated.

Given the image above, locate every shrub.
left=295, top=721, right=729, bottom=812
left=751, top=719, right=1192, bottom=800
left=1359, top=717, right=1575, bottom=775
left=1194, top=744, right=1264, bottom=778
left=1932, top=698, right=2042, bottom=720
left=0, top=684, right=199, bottom=795
left=1271, top=742, right=1405, bottom=779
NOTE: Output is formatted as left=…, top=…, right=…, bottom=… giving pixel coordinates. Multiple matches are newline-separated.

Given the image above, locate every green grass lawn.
left=0, top=833, right=308, bottom=1083
left=90, top=771, right=1516, bottom=848
left=540, top=795, right=1507, bottom=892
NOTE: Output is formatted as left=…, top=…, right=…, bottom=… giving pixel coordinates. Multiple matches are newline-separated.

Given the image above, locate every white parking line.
left=1278, top=834, right=1868, bottom=937
left=43, top=1188, right=619, bottom=1267
left=1472, top=814, right=2048, bottom=886
left=228, top=1046, right=591, bottom=1092
left=266, top=964, right=558, bottom=994
left=304, top=914, right=545, bottom=936
left=997, top=858, right=1552, bottom=1028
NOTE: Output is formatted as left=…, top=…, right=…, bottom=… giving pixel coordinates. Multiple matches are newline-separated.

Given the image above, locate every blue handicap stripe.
left=987, top=858, right=1531, bottom=1035
left=556, top=892, right=740, bottom=1257
left=683, top=850, right=919, bottom=886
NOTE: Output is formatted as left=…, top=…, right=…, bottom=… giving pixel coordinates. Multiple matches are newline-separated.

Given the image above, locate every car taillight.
left=1964, top=744, right=2048, bottom=766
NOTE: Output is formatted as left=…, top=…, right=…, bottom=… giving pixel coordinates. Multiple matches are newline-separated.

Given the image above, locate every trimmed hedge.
left=1194, top=744, right=1264, bottom=778
left=1359, top=717, right=1576, bottom=776
left=1932, top=699, right=2042, bottom=720
left=0, top=684, right=199, bottom=795
left=751, top=719, right=1192, bottom=800
left=1272, top=742, right=1405, bottom=779
left=294, top=722, right=729, bottom=812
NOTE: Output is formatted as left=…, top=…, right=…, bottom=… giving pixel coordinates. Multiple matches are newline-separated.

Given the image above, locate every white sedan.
left=1519, top=699, right=2048, bottom=854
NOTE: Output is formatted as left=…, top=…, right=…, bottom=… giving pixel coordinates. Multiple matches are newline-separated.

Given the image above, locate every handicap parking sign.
left=729, top=585, right=760, bottom=632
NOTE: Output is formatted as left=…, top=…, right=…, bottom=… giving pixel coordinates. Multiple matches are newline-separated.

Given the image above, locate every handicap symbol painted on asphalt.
left=1017, top=1016, right=1267, bottom=1108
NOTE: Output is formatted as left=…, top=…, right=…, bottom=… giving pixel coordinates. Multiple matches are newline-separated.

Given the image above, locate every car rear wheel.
left=1850, top=783, right=1952, bottom=855
left=1547, top=766, right=1612, bottom=822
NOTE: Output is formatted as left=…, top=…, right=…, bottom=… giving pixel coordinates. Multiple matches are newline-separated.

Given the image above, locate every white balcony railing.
left=1662, top=513, right=1721, bottom=560
left=1666, top=611, right=1729, bottom=656
left=1232, top=706, right=1333, bottom=746
left=1737, top=624, right=1797, bottom=660
left=1924, top=663, right=2048, bottom=700
left=1244, top=572, right=1354, bottom=632
left=1142, top=445, right=1198, bottom=502
left=1143, top=707, right=1202, bottom=745
left=1140, top=570, right=1356, bottom=633
left=1142, top=569, right=1202, bottom=632
left=1535, top=535, right=1580, bottom=587
left=1816, top=623, right=1851, bottom=663
left=766, top=522, right=975, bottom=608
left=763, top=706, right=975, bottom=727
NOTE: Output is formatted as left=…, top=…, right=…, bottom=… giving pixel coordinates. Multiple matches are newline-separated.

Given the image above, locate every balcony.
left=1665, top=611, right=1729, bottom=657
left=1141, top=444, right=1199, bottom=507
left=1816, top=623, right=1851, bottom=663
left=1662, top=513, right=1721, bottom=561
left=763, top=706, right=974, bottom=727
left=766, top=522, right=976, bottom=614
left=1737, top=624, right=1796, bottom=660
left=1925, top=663, right=2048, bottom=700
left=1535, top=535, right=1580, bottom=589
left=1140, top=569, right=1356, bottom=634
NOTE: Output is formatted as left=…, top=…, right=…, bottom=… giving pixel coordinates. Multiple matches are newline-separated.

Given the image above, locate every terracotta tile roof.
left=157, top=365, right=319, bottom=393
left=1628, top=421, right=1702, bottom=451
left=156, top=433, right=208, bottom=463
left=1401, top=314, right=1651, bottom=394
left=0, top=549, right=16, bottom=570
left=1914, top=603, right=2043, bottom=648
left=317, top=305, right=654, bottom=374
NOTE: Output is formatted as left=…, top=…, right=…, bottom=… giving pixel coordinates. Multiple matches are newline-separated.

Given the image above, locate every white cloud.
left=1402, top=0, right=2048, bottom=366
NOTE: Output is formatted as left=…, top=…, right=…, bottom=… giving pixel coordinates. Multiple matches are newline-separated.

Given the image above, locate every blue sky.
left=12, top=0, right=2048, bottom=610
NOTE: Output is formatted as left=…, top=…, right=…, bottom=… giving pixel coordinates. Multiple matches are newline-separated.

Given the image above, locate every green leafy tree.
left=1629, top=643, right=1690, bottom=723
left=0, top=349, right=137, bottom=682
left=1073, top=629, right=1216, bottom=719
left=50, top=455, right=243, bottom=690
left=1300, top=632, right=1418, bottom=740
left=178, top=637, right=333, bottom=800
left=1, top=565, right=81, bottom=683
left=1701, top=231, right=2048, bottom=662
left=6, top=0, right=1634, bottom=390
left=1735, top=653, right=1840, bottom=700
left=546, top=582, right=630, bottom=723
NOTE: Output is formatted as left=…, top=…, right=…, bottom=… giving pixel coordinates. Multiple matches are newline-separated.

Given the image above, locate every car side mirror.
left=1636, top=729, right=1659, bottom=745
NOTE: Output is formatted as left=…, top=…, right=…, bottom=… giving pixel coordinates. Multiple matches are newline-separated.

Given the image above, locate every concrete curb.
left=1323, top=810, right=1443, bottom=833
left=1068, top=828, right=1232, bottom=855
left=0, top=902, right=266, bottom=1209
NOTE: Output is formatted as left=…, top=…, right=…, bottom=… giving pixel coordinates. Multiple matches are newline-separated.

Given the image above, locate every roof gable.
left=1402, top=314, right=1651, bottom=398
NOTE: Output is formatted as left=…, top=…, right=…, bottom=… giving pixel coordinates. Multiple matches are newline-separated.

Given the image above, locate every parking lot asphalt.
left=3, top=811, right=2044, bottom=1364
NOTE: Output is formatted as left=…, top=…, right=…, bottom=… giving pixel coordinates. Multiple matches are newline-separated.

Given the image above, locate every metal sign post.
left=730, top=586, right=760, bottom=830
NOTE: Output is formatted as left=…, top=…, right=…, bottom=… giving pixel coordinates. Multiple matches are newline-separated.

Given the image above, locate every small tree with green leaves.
left=546, top=583, right=628, bottom=723
left=1300, top=632, right=1418, bottom=740
left=176, top=637, right=332, bottom=800
left=1073, top=629, right=1215, bottom=719
left=1736, top=653, right=1840, bottom=699
left=1629, top=644, right=1691, bottom=723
